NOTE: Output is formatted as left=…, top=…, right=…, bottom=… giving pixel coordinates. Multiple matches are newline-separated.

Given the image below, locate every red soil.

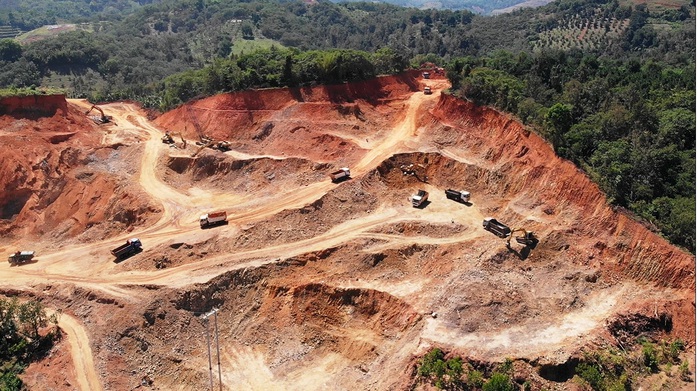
left=0, top=73, right=694, bottom=391
left=429, top=96, right=694, bottom=290
left=0, top=96, right=160, bottom=247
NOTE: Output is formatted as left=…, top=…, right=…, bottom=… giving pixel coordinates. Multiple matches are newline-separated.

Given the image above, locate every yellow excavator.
left=162, top=132, right=187, bottom=148
left=507, top=228, right=538, bottom=248
left=400, top=163, right=428, bottom=183
left=85, top=104, right=111, bottom=124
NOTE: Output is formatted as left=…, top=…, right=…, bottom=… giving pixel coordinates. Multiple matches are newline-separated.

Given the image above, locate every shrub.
left=417, top=348, right=464, bottom=389
left=576, top=363, right=603, bottom=390
left=642, top=341, right=659, bottom=372
left=466, top=369, right=484, bottom=388
left=679, top=361, right=691, bottom=381
left=667, top=339, right=685, bottom=361
left=483, top=372, right=514, bottom=391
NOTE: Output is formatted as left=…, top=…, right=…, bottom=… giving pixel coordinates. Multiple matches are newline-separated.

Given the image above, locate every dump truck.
left=200, top=211, right=227, bottom=228
left=424, top=86, right=432, bottom=95
left=330, top=168, right=351, bottom=183
left=445, top=189, right=470, bottom=203
left=111, top=238, right=142, bottom=259
left=411, top=189, right=429, bottom=208
left=422, top=72, right=431, bottom=79
left=483, top=218, right=511, bottom=238
left=8, top=251, right=34, bottom=265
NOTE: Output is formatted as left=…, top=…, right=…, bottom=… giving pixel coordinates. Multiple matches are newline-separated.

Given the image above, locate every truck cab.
left=411, top=190, right=429, bottom=208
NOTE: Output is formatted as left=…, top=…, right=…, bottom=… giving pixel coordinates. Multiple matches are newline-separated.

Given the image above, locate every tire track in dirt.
left=58, top=313, right=103, bottom=391
left=3, top=206, right=483, bottom=290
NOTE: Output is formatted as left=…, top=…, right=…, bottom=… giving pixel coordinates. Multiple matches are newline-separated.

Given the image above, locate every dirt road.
left=2, top=81, right=448, bottom=389
left=1, top=78, right=653, bottom=390
left=58, top=313, right=103, bottom=391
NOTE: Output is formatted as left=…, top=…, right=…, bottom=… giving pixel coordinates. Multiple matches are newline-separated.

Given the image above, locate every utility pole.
left=214, top=310, right=223, bottom=391
left=202, top=308, right=222, bottom=391
left=204, top=316, right=213, bottom=391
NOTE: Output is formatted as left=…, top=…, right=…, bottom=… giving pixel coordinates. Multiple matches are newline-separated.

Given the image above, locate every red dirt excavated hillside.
left=428, top=96, right=695, bottom=290
left=0, top=95, right=160, bottom=249
left=1, top=73, right=694, bottom=391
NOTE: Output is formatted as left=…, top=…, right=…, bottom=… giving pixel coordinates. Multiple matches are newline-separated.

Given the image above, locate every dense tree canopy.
left=159, top=47, right=404, bottom=109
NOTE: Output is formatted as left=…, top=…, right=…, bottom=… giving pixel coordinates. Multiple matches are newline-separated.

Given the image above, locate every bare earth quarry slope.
left=0, top=72, right=694, bottom=390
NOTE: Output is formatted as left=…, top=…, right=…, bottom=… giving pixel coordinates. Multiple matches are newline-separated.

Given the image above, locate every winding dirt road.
left=2, top=79, right=447, bottom=390
left=1, top=78, right=645, bottom=389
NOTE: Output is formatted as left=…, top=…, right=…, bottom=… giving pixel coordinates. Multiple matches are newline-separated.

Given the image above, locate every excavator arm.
left=191, top=140, right=210, bottom=157
left=85, top=105, right=110, bottom=124
left=507, top=228, right=538, bottom=247
left=179, top=133, right=186, bottom=148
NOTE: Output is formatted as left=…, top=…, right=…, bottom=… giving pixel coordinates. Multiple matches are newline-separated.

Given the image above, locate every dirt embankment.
left=0, top=94, right=67, bottom=116
left=428, top=95, right=695, bottom=290
left=160, top=153, right=331, bottom=192
left=0, top=96, right=160, bottom=246
left=154, top=73, right=420, bottom=150
left=99, top=255, right=423, bottom=390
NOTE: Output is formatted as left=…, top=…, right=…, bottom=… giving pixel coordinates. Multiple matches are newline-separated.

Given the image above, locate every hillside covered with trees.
left=0, top=0, right=694, bottom=251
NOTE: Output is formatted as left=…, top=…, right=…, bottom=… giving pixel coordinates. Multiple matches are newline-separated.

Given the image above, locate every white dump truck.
left=411, top=189, right=429, bottom=208
left=445, top=189, right=470, bottom=203
left=200, top=211, right=227, bottom=228
left=8, top=251, right=35, bottom=265
left=329, top=168, right=351, bottom=183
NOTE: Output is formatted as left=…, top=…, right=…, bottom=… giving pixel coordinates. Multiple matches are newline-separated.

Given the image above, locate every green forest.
left=0, top=0, right=694, bottom=251
left=0, top=298, right=60, bottom=390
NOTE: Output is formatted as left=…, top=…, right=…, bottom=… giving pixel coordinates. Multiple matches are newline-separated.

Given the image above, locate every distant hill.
left=330, top=0, right=554, bottom=14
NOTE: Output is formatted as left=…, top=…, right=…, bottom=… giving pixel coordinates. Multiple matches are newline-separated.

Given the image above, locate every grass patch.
left=230, top=38, right=285, bottom=57
left=15, top=23, right=98, bottom=44
left=0, top=86, right=65, bottom=98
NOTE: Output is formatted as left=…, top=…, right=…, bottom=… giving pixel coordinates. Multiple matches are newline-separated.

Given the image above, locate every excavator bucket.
left=507, top=228, right=538, bottom=248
